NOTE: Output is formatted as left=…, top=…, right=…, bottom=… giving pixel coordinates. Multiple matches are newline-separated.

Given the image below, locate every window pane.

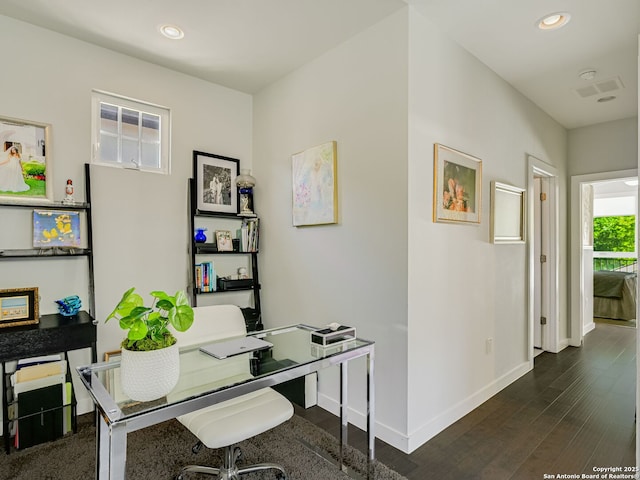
left=141, top=113, right=160, bottom=142
left=99, top=134, right=118, bottom=163
left=141, top=143, right=160, bottom=168
left=92, top=90, right=170, bottom=174
left=122, top=138, right=138, bottom=166
left=100, top=103, right=118, bottom=135
left=121, top=109, right=139, bottom=139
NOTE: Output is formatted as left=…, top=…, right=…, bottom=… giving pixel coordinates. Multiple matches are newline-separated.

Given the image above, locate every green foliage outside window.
left=593, top=215, right=636, bottom=271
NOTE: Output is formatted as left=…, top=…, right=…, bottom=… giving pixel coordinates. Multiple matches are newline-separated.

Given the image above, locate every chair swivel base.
left=175, top=445, right=287, bottom=480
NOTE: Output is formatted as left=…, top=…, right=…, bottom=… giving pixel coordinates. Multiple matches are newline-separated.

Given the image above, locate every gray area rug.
left=0, top=413, right=407, bottom=480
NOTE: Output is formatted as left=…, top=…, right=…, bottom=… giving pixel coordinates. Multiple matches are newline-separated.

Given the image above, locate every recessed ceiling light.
left=578, top=69, right=597, bottom=81
left=597, top=96, right=616, bottom=103
left=537, top=12, right=571, bottom=30
left=159, top=24, right=184, bottom=40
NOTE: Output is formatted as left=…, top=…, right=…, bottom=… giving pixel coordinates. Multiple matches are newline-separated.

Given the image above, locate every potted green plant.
left=105, top=287, right=194, bottom=402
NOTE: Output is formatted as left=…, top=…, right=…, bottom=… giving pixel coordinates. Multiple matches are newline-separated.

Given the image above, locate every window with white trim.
left=91, top=90, right=170, bottom=174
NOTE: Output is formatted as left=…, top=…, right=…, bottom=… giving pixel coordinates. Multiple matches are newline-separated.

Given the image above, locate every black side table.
left=0, top=311, right=97, bottom=454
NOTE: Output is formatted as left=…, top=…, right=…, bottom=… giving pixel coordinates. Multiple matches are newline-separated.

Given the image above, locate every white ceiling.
left=0, top=0, right=637, bottom=130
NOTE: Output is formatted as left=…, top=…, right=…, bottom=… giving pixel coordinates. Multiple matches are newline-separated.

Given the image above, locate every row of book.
left=195, top=261, right=217, bottom=292
left=237, top=218, right=259, bottom=252
left=8, top=355, right=72, bottom=449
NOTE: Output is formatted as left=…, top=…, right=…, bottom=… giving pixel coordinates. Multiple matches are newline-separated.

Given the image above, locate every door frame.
left=527, top=155, right=560, bottom=364
left=570, top=168, right=637, bottom=347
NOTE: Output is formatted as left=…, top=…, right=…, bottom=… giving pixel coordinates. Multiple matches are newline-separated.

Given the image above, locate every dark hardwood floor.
left=295, top=322, right=636, bottom=479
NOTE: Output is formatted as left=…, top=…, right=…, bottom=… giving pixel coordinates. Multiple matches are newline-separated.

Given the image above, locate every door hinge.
left=540, top=192, right=547, bottom=201
left=540, top=254, right=547, bottom=263
left=540, top=316, right=547, bottom=325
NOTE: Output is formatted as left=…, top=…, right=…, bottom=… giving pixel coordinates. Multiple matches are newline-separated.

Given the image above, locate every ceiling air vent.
left=573, top=76, right=625, bottom=98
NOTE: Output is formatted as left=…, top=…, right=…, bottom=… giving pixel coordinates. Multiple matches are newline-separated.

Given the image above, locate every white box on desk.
left=310, top=326, right=356, bottom=347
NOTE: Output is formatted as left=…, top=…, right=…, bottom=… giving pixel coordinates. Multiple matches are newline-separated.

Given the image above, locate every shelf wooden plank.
left=0, top=201, right=89, bottom=210
left=0, top=248, right=91, bottom=259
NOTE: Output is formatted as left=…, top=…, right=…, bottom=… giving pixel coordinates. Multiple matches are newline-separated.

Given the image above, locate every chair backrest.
left=169, top=305, right=251, bottom=400
left=175, top=305, right=247, bottom=347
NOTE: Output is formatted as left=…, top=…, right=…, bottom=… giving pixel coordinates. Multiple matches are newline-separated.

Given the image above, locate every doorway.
left=528, top=155, right=560, bottom=363
left=570, top=169, right=638, bottom=346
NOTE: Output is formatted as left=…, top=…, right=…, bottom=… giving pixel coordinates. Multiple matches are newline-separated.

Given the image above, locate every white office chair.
left=173, top=305, right=294, bottom=480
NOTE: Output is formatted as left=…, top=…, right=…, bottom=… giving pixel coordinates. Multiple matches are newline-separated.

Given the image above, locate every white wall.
left=253, top=11, right=409, bottom=448
left=568, top=117, right=638, bottom=176
left=406, top=7, right=568, bottom=451
left=0, top=15, right=252, bottom=414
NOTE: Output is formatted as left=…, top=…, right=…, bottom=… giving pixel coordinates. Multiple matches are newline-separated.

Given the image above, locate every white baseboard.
left=316, top=360, right=532, bottom=454
left=583, top=321, right=596, bottom=336
left=404, top=360, right=531, bottom=452
left=316, top=394, right=410, bottom=453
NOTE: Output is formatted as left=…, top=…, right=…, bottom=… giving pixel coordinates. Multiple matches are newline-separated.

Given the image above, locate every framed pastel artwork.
left=292, top=141, right=337, bottom=227
left=0, top=115, right=52, bottom=204
left=193, top=151, right=239, bottom=215
left=433, top=143, right=482, bottom=224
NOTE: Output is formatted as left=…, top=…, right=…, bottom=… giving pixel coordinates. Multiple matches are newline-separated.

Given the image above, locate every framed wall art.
left=433, top=143, right=482, bottom=224
left=292, top=141, right=337, bottom=227
left=193, top=151, right=239, bottom=215
left=0, top=115, right=52, bottom=204
left=0, top=287, right=39, bottom=328
left=33, top=210, right=81, bottom=247
left=490, top=181, right=526, bottom=244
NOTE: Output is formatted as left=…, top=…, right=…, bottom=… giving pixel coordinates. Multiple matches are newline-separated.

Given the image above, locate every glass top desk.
left=76, top=324, right=375, bottom=480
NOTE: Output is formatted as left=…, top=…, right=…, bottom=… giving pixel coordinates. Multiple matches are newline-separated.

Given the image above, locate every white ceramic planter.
left=120, top=343, right=180, bottom=402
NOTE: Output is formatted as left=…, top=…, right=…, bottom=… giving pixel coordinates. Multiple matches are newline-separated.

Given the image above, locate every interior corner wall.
left=406, top=7, right=568, bottom=452
left=252, top=10, right=409, bottom=450
left=0, top=15, right=252, bottom=416
left=567, top=117, right=639, bottom=176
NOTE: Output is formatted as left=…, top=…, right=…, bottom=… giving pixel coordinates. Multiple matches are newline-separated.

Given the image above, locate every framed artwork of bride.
left=0, top=115, right=52, bottom=204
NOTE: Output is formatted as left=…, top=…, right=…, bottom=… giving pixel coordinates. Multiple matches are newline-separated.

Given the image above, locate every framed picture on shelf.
left=215, top=230, right=233, bottom=251
left=0, top=115, right=52, bottom=204
left=33, top=210, right=81, bottom=247
left=292, top=141, right=338, bottom=227
left=433, top=143, right=482, bottom=224
left=193, top=151, right=239, bottom=215
left=0, top=287, right=39, bottom=328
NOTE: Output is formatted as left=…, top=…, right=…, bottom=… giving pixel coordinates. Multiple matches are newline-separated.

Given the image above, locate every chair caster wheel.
left=175, top=475, right=184, bottom=480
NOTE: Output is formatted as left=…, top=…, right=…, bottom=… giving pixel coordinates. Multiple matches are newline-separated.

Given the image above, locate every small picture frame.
left=490, top=181, right=526, bottom=244
left=193, top=151, right=239, bottom=215
left=215, top=230, right=233, bottom=251
left=433, top=143, right=482, bottom=224
left=0, top=287, right=39, bottom=328
left=33, top=210, right=81, bottom=247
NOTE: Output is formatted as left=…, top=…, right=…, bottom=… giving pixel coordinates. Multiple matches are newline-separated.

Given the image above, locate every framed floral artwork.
left=433, top=143, right=482, bottom=224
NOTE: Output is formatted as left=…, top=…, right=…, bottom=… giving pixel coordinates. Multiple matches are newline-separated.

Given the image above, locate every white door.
left=533, top=177, right=543, bottom=349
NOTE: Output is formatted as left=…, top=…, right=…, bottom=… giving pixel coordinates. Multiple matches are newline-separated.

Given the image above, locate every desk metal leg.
left=1, top=362, right=10, bottom=454
left=339, top=361, right=348, bottom=472
left=367, top=348, right=375, bottom=477
left=97, top=413, right=127, bottom=480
